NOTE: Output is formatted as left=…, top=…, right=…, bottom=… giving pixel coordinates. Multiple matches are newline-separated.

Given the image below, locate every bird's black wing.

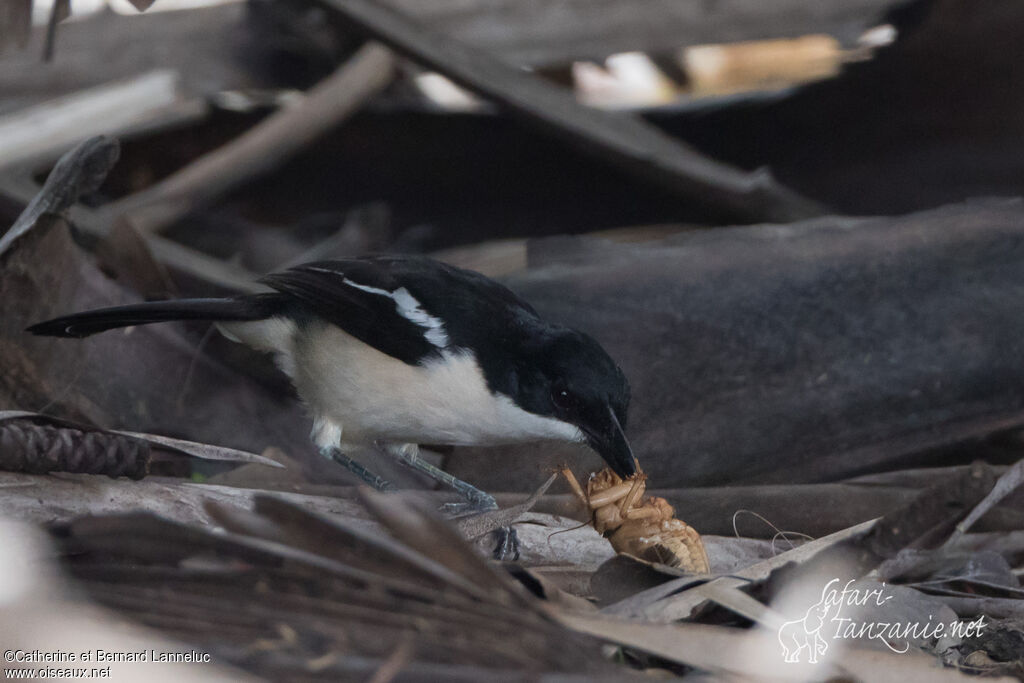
left=261, top=258, right=540, bottom=367
left=260, top=261, right=438, bottom=365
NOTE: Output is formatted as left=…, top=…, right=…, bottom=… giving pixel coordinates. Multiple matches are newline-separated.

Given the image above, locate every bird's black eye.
left=551, top=386, right=573, bottom=411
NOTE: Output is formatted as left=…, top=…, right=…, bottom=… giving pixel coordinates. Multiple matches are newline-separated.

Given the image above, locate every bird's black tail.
left=26, top=294, right=285, bottom=338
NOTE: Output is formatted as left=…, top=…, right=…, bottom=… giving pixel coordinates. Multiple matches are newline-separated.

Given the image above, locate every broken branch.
left=103, top=42, right=396, bottom=234
left=313, top=0, right=825, bottom=223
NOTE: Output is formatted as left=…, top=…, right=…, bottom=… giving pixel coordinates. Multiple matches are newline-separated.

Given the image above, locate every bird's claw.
left=492, top=526, right=520, bottom=561
left=438, top=494, right=497, bottom=517
left=440, top=501, right=475, bottom=516
left=438, top=498, right=519, bottom=561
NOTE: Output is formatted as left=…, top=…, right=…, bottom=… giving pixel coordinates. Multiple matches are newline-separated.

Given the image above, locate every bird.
left=28, top=256, right=636, bottom=558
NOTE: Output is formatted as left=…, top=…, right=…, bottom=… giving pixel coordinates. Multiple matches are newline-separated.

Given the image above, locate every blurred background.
left=5, top=1, right=1024, bottom=679
left=6, top=0, right=1024, bottom=491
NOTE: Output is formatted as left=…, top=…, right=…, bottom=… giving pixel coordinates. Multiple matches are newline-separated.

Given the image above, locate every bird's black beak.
left=584, top=405, right=637, bottom=479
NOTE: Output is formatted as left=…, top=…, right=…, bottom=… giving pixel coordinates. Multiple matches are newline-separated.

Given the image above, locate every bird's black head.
left=508, top=326, right=636, bottom=478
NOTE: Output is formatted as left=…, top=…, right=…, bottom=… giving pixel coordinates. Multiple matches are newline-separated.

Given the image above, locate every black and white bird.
left=28, top=257, right=635, bottom=555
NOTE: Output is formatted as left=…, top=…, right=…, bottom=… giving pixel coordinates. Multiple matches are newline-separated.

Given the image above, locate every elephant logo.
left=777, top=589, right=835, bottom=664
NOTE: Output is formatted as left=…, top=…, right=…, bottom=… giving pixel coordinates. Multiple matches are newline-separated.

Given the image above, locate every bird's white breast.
left=220, top=318, right=583, bottom=448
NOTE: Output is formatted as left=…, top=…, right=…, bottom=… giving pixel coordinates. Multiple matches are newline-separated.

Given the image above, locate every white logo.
left=777, top=591, right=834, bottom=663
left=777, top=578, right=986, bottom=664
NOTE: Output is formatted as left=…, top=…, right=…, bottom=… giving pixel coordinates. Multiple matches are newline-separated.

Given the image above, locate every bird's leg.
left=384, top=443, right=496, bottom=511
left=318, top=445, right=393, bottom=492
left=382, top=443, right=519, bottom=561
left=313, top=417, right=393, bottom=491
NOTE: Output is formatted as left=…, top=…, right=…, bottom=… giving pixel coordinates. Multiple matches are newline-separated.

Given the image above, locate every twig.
left=946, top=457, right=1024, bottom=546
left=312, top=0, right=825, bottom=223
left=41, top=0, right=67, bottom=62
left=103, top=42, right=396, bottom=234
left=0, top=136, right=119, bottom=258
left=366, top=637, right=415, bottom=683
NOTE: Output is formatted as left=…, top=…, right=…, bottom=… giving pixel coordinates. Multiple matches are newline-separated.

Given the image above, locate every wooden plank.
left=382, top=0, right=897, bottom=65
left=0, top=4, right=254, bottom=114
left=314, top=0, right=824, bottom=223
left=0, top=71, right=202, bottom=172
left=448, top=202, right=1024, bottom=489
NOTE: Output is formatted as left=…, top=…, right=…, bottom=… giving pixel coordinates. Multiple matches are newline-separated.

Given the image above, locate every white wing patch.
left=389, top=287, right=449, bottom=348
left=332, top=274, right=450, bottom=348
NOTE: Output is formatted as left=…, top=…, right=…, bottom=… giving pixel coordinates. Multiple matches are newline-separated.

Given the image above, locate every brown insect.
left=561, top=466, right=710, bottom=573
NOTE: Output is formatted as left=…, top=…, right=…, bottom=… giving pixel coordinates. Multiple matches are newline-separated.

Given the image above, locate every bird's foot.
left=380, top=443, right=518, bottom=561
left=491, top=526, right=521, bottom=562
left=439, top=491, right=497, bottom=516
left=438, top=496, right=519, bottom=561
